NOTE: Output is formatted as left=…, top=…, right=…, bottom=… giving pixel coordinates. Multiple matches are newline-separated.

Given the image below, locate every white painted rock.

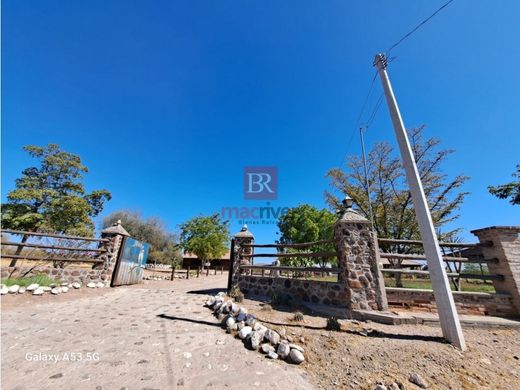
left=261, top=343, right=275, bottom=354
left=72, top=282, right=81, bottom=289
left=205, top=297, right=215, bottom=306
left=61, top=286, right=69, bottom=293
left=96, top=282, right=104, bottom=288
left=289, top=348, right=305, bottom=364
left=8, top=285, right=20, bottom=294
left=26, top=283, right=39, bottom=291
left=86, top=282, right=96, bottom=288
left=61, top=282, right=69, bottom=286
left=0, top=286, right=8, bottom=295
left=42, top=286, right=52, bottom=292
left=250, top=330, right=264, bottom=350
left=265, top=329, right=280, bottom=345
left=277, top=342, right=290, bottom=359
left=225, top=317, right=236, bottom=329
left=18, top=287, right=27, bottom=294
left=33, top=287, right=44, bottom=295
left=267, top=351, right=279, bottom=359
left=51, top=287, right=61, bottom=295
left=289, top=344, right=304, bottom=353
left=238, top=326, right=252, bottom=340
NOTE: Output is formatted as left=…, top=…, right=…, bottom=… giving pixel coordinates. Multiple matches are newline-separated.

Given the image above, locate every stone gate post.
left=231, top=225, right=254, bottom=286
left=471, top=226, right=520, bottom=316
left=334, top=197, right=388, bottom=311
left=95, top=220, right=129, bottom=286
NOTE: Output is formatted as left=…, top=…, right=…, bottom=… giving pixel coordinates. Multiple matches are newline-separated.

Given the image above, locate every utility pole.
left=359, top=126, right=375, bottom=230
left=373, top=53, right=466, bottom=350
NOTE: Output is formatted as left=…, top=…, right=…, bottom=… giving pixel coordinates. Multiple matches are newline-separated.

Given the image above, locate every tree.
left=488, top=164, right=520, bottom=205
left=326, top=126, right=469, bottom=286
left=102, top=210, right=181, bottom=267
left=277, top=204, right=336, bottom=268
left=179, top=214, right=229, bottom=265
left=2, top=144, right=111, bottom=237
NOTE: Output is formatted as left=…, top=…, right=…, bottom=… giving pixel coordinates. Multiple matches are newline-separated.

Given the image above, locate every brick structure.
left=471, top=226, right=520, bottom=316
left=334, top=197, right=388, bottom=311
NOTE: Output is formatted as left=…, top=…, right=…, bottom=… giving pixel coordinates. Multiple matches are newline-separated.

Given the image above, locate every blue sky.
left=2, top=0, right=519, bottom=246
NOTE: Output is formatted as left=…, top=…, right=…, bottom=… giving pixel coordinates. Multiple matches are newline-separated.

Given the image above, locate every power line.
left=386, top=0, right=456, bottom=54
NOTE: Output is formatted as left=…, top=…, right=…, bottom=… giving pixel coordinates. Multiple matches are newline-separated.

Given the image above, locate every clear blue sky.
left=2, top=1, right=519, bottom=245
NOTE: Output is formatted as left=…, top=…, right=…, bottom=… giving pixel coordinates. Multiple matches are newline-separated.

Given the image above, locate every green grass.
left=1, top=275, right=58, bottom=287
left=384, top=277, right=496, bottom=293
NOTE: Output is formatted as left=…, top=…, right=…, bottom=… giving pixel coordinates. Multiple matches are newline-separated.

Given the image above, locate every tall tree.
left=488, top=164, right=520, bottom=205
left=2, top=144, right=111, bottom=237
left=102, top=210, right=181, bottom=266
left=179, top=214, right=229, bottom=264
left=277, top=204, right=336, bottom=268
left=326, top=126, right=469, bottom=286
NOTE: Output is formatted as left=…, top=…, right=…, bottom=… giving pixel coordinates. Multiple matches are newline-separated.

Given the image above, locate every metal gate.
left=111, top=237, right=150, bottom=286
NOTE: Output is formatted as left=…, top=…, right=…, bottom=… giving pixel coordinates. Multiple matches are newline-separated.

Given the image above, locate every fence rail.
left=377, top=237, right=492, bottom=248
left=0, top=254, right=104, bottom=264
left=380, top=268, right=504, bottom=281
left=1, top=229, right=109, bottom=242
left=251, top=251, right=337, bottom=259
left=379, top=252, right=497, bottom=264
left=241, top=239, right=334, bottom=249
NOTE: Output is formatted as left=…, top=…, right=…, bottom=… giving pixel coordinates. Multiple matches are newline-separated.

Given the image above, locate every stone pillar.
left=334, top=197, right=388, bottom=311
left=97, top=220, right=130, bottom=286
left=471, top=226, right=520, bottom=315
left=231, top=225, right=254, bottom=285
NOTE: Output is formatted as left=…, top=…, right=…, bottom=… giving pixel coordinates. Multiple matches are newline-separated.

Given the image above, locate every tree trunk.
left=9, top=234, right=29, bottom=267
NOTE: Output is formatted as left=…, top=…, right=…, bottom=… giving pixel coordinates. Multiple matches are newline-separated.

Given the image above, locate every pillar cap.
left=235, top=224, right=254, bottom=238
left=471, top=226, right=520, bottom=234
left=337, top=197, right=369, bottom=223
left=101, top=220, right=130, bottom=236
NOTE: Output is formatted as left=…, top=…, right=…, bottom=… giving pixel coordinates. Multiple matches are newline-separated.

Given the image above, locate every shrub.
left=292, top=311, right=304, bottom=322
left=229, top=284, right=244, bottom=303
left=326, top=316, right=341, bottom=331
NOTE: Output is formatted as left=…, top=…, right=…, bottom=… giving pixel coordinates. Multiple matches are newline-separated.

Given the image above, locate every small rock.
left=72, top=282, right=81, bottom=289
left=61, top=286, right=69, bottom=293
left=236, top=312, right=247, bottom=322
left=96, top=282, right=104, bottom=288
left=237, top=321, right=245, bottom=331
left=42, top=286, right=52, bottom=292
left=87, top=282, right=96, bottom=288
left=26, top=283, right=39, bottom=291
left=265, top=329, right=280, bottom=345
left=277, top=342, right=290, bottom=359
left=409, top=373, right=428, bottom=388
left=238, top=326, right=252, bottom=340
left=225, top=317, right=236, bottom=329
left=289, top=348, right=305, bottom=364
left=288, top=344, right=304, bottom=353
left=376, top=385, right=387, bottom=390
left=245, top=314, right=256, bottom=327
left=33, top=287, right=44, bottom=295
left=267, top=351, right=278, bottom=359
left=260, top=344, right=275, bottom=354
left=205, top=297, right=215, bottom=306
left=51, top=287, right=62, bottom=295
left=18, top=287, right=27, bottom=294
left=0, top=286, right=8, bottom=295
left=8, top=285, right=20, bottom=294
left=61, top=282, right=69, bottom=286
left=183, top=352, right=192, bottom=359
left=250, top=330, right=264, bottom=350
left=231, top=303, right=239, bottom=314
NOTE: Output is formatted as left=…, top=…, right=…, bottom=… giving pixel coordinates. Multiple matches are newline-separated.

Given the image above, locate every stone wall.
left=238, top=275, right=350, bottom=307
left=386, top=288, right=517, bottom=317
left=1, top=266, right=109, bottom=284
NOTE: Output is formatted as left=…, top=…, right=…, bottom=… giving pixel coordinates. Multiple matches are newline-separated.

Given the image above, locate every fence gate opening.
left=111, top=237, right=149, bottom=286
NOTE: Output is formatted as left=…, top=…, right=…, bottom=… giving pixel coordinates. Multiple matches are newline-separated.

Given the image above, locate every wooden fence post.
left=187, top=266, right=190, bottom=279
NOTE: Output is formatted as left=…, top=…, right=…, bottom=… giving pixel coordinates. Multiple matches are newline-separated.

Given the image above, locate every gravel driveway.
left=1, top=274, right=313, bottom=390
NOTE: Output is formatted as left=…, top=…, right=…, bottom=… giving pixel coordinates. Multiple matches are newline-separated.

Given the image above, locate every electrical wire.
left=386, top=0, right=456, bottom=55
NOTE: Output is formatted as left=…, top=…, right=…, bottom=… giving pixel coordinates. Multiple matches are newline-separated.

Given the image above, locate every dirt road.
left=1, top=275, right=313, bottom=390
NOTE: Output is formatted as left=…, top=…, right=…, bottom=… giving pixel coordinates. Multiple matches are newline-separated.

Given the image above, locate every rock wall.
left=238, top=275, right=350, bottom=307
left=1, top=266, right=109, bottom=284
left=386, top=287, right=517, bottom=317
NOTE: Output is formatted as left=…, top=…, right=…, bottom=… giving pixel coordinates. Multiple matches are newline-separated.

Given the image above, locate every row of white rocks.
left=205, top=293, right=305, bottom=364
left=0, top=281, right=106, bottom=296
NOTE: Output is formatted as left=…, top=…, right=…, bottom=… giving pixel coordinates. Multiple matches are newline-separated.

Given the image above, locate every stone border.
left=204, top=293, right=305, bottom=364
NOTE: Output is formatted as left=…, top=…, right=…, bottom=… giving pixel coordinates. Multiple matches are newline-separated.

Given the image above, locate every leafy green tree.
left=2, top=144, right=111, bottom=236
left=179, top=214, right=229, bottom=264
left=102, top=210, right=181, bottom=267
left=326, top=126, right=469, bottom=286
left=277, top=204, right=336, bottom=268
left=488, top=164, right=520, bottom=205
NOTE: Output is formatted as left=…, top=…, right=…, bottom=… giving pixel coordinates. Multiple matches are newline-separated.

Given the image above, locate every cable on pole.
left=386, top=0, right=456, bottom=55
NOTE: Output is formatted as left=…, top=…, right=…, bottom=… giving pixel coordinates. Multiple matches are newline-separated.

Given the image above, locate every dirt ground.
left=2, top=273, right=520, bottom=390
left=241, top=298, right=520, bottom=390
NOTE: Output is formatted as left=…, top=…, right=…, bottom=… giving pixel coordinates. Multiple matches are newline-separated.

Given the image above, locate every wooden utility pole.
left=373, top=53, right=466, bottom=350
